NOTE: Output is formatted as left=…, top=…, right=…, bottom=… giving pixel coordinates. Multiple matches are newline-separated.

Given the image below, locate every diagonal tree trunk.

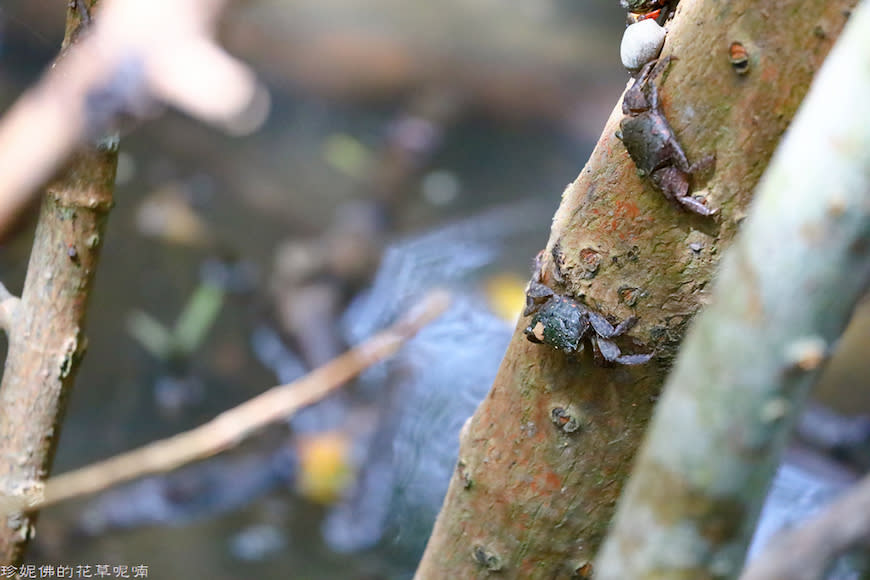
left=597, top=0, right=870, bottom=575
left=415, top=0, right=857, bottom=577
left=0, top=1, right=118, bottom=564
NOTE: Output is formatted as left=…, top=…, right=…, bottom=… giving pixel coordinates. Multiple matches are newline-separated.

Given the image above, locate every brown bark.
left=0, top=1, right=117, bottom=563
left=415, top=0, right=857, bottom=578
left=597, top=0, right=870, bottom=573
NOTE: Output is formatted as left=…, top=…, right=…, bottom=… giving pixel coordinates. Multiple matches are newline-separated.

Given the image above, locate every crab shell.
left=620, top=19, right=666, bottom=72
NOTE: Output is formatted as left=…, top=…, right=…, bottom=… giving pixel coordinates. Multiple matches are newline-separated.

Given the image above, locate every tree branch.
left=740, top=472, right=870, bottom=580
left=0, top=0, right=268, bottom=237
left=0, top=1, right=119, bottom=564
left=415, top=0, right=857, bottom=577
left=595, top=0, right=870, bottom=576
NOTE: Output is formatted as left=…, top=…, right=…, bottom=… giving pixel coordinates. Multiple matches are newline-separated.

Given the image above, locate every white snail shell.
left=620, top=19, right=666, bottom=72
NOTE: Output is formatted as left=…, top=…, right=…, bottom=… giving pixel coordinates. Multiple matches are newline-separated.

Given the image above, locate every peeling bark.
left=415, top=0, right=857, bottom=578
left=0, top=0, right=117, bottom=563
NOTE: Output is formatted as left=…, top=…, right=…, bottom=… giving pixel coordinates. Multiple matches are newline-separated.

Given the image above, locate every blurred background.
left=0, top=1, right=866, bottom=579
left=0, top=1, right=629, bottom=578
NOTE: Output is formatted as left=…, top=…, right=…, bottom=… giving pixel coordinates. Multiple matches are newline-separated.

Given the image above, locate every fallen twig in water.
left=0, top=291, right=449, bottom=515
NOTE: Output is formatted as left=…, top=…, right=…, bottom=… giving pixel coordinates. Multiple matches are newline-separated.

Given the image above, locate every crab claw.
left=588, top=312, right=638, bottom=339
left=523, top=281, right=554, bottom=316
left=613, top=352, right=655, bottom=365
left=596, top=338, right=653, bottom=366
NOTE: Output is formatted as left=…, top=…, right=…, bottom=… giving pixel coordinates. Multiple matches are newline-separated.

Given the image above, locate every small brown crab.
left=617, top=56, right=716, bottom=216
left=523, top=260, right=653, bottom=366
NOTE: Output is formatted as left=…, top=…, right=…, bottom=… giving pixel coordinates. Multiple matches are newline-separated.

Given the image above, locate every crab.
left=621, top=0, right=673, bottom=23
left=621, top=0, right=668, bottom=12
left=522, top=260, right=653, bottom=366
left=617, top=56, right=716, bottom=216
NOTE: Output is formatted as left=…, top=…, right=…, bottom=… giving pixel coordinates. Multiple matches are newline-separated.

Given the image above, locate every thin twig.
left=0, top=291, right=448, bottom=515
left=740, top=473, right=870, bottom=580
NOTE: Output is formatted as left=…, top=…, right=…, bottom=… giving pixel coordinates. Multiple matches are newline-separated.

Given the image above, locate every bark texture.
left=596, top=1, right=870, bottom=575
left=0, top=1, right=117, bottom=563
left=0, top=148, right=117, bottom=564
left=415, top=0, right=857, bottom=577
